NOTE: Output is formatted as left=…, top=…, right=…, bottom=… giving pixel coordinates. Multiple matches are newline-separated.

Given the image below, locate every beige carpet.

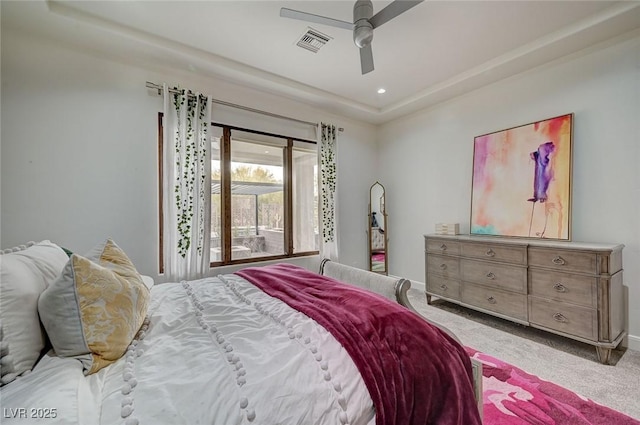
left=406, top=288, right=640, bottom=421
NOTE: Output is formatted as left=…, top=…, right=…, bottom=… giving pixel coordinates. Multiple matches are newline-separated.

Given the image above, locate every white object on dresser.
left=435, top=223, right=460, bottom=235
left=424, top=234, right=626, bottom=364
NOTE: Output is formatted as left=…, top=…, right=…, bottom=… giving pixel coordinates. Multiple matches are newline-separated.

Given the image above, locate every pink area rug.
left=465, top=347, right=640, bottom=425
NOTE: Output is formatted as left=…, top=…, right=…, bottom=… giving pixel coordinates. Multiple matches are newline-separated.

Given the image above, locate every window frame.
left=158, top=114, right=319, bottom=271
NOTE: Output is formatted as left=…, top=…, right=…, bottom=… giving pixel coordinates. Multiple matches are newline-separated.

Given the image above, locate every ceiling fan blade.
left=369, top=0, right=424, bottom=28
left=280, top=8, right=354, bottom=31
left=360, top=44, right=374, bottom=75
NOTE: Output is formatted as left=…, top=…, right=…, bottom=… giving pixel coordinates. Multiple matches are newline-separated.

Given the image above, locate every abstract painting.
left=470, top=114, right=573, bottom=240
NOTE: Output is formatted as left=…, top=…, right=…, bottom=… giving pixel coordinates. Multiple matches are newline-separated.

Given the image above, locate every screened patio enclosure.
left=210, top=180, right=288, bottom=261
left=210, top=126, right=319, bottom=263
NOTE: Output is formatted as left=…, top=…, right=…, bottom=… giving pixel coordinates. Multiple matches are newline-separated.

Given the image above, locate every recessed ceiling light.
left=377, top=88, right=386, bottom=94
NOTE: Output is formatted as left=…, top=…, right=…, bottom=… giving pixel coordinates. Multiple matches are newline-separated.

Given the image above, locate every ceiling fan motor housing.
left=353, top=0, right=374, bottom=48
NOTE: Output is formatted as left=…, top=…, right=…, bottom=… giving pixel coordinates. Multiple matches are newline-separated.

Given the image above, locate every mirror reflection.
left=369, top=182, right=387, bottom=274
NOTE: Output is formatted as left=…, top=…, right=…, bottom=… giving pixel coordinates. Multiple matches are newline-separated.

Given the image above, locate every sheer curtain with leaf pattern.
left=163, top=85, right=211, bottom=281
left=320, top=123, right=338, bottom=260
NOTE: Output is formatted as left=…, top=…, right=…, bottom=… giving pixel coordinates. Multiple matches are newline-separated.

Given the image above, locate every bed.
left=0, top=239, right=482, bottom=425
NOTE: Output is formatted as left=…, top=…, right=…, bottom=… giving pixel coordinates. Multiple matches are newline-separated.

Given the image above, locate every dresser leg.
left=595, top=346, right=612, bottom=365
left=426, top=293, right=432, bottom=305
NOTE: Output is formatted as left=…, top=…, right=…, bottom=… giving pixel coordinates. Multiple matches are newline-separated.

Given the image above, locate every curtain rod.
left=146, top=81, right=334, bottom=130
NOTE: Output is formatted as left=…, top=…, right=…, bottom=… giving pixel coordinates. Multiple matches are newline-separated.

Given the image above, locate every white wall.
left=4, top=17, right=637, bottom=348
left=0, top=27, right=378, bottom=281
left=378, top=34, right=640, bottom=349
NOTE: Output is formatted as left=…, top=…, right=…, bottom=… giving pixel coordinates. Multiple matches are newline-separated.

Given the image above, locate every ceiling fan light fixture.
left=353, top=23, right=373, bottom=48
left=353, top=0, right=374, bottom=48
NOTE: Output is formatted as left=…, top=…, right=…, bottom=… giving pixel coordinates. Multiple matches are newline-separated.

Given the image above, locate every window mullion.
left=222, top=127, right=232, bottom=264
left=284, top=139, right=293, bottom=255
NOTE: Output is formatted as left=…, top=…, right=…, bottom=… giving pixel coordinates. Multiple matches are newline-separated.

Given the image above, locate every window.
left=159, top=117, right=318, bottom=269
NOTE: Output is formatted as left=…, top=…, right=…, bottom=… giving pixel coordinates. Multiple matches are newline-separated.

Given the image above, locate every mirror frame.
left=368, top=181, right=388, bottom=275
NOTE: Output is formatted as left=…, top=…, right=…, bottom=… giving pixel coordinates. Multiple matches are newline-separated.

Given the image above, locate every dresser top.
left=424, top=234, right=624, bottom=252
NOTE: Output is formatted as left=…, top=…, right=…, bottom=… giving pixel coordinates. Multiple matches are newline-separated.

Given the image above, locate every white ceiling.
left=3, top=1, right=640, bottom=124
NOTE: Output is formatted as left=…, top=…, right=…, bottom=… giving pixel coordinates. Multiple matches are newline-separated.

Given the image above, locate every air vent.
left=296, top=27, right=332, bottom=53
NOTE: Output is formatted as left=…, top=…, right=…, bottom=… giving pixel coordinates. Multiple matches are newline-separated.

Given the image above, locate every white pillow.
left=140, top=275, right=155, bottom=290
left=0, top=322, right=18, bottom=386
left=0, top=241, right=69, bottom=377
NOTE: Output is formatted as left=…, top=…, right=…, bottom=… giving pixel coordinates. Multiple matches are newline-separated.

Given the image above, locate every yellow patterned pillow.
left=38, top=239, right=149, bottom=374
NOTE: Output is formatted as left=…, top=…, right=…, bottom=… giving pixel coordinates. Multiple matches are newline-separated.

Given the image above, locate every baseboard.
left=626, top=333, right=640, bottom=351
left=410, top=279, right=426, bottom=292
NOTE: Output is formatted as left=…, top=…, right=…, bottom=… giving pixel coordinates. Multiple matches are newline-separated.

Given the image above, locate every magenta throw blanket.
left=236, top=263, right=481, bottom=425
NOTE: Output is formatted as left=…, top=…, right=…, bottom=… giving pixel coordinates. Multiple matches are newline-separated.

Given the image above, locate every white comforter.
left=1, top=274, right=375, bottom=425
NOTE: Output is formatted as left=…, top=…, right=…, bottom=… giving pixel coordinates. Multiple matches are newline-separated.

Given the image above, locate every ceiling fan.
left=280, top=0, right=424, bottom=75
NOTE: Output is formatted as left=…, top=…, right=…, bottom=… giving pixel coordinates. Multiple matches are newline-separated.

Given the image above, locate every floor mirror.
left=368, top=181, right=387, bottom=274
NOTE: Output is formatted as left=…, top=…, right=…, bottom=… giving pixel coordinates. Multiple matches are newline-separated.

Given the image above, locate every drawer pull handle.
left=439, top=264, right=447, bottom=270
left=487, top=296, right=497, bottom=304
left=440, top=284, right=447, bottom=290
left=485, top=249, right=496, bottom=257
left=552, top=256, right=566, bottom=265
left=440, top=244, right=447, bottom=251
left=553, top=283, right=567, bottom=293
left=486, top=272, right=496, bottom=280
left=553, top=313, right=568, bottom=323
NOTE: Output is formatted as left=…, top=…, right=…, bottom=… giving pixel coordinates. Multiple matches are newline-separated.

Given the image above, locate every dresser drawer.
left=425, top=238, right=460, bottom=256
left=426, top=275, right=461, bottom=300
left=529, top=297, right=597, bottom=341
left=528, top=270, right=597, bottom=308
left=461, top=242, right=527, bottom=265
left=426, top=254, right=460, bottom=279
left=528, top=247, right=598, bottom=274
left=462, top=284, right=527, bottom=321
left=461, top=259, right=527, bottom=293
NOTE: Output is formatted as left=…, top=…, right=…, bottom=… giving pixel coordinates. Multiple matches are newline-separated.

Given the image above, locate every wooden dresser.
left=424, top=234, right=625, bottom=364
